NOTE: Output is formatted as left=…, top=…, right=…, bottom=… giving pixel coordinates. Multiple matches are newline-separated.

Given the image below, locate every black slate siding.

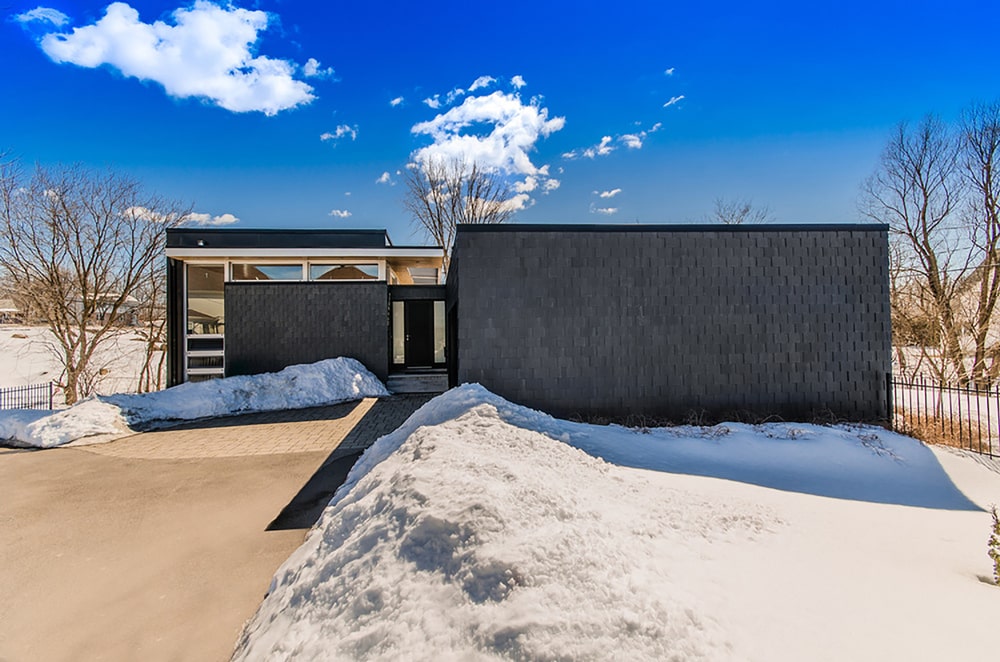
left=224, top=281, right=389, bottom=381
left=448, top=226, right=890, bottom=421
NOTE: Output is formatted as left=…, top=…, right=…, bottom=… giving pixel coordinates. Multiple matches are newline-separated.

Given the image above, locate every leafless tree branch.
left=0, top=159, right=188, bottom=403
left=403, top=158, right=516, bottom=273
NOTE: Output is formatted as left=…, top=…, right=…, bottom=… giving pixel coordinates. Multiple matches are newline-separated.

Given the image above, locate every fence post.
left=49, top=381, right=54, bottom=410
left=885, top=372, right=893, bottom=430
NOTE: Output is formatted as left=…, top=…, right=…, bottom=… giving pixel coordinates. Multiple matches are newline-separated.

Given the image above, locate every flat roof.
left=166, top=228, right=443, bottom=251
left=456, top=223, right=888, bottom=233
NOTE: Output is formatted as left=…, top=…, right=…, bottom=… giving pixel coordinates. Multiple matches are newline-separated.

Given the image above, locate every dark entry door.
left=404, top=300, right=435, bottom=367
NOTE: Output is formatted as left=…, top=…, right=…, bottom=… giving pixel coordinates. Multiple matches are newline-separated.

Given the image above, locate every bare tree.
left=403, top=158, right=516, bottom=273
left=959, top=102, right=1000, bottom=386
left=711, top=197, right=772, bottom=225
left=134, top=258, right=168, bottom=393
left=862, top=116, right=970, bottom=384
left=0, top=160, right=187, bottom=404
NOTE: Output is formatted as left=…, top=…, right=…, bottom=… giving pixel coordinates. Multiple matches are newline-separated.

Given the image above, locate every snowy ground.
left=0, top=358, right=389, bottom=448
left=233, top=384, right=1000, bottom=662
left=0, top=324, right=158, bottom=394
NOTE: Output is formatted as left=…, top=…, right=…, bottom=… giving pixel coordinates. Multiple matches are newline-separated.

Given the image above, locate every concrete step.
left=386, top=373, right=449, bottom=394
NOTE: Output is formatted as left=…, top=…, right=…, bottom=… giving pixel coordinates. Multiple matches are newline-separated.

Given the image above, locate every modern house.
left=165, top=228, right=447, bottom=390
left=166, top=223, right=891, bottom=420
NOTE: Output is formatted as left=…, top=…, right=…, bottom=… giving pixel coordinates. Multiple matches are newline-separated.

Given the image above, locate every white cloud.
left=596, top=188, right=622, bottom=199
left=511, top=74, right=526, bottom=89
left=663, top=95, right=685, bottom=108
left=423, top=95, right=441, bottom=109
left=468, top=75, right=496, bottom=92
left=620, top=133, right=644, bottom=149
left=320, top=124, right=358, bottom=143
left=566, top=121, right=664, bottom=159
left=389, top=96, right=404, bottom=107
left=410, top=89, right=564, bottom=210
left=582, top=136, right=615, bottom=159
left=664, top=67, right=675, bottom=76
left=543, top=179, right=560, bottom=192
left=181, top=211, right=239, bottom=226
left=344, top=191, right=351, bottom=196
left=328, top=209, right=352, bottom=218
left=590, top=203, right=618, bottom=215
left=130, top=205, right=237, bottom=225
left=29, top=2, right=314, bottom=115
left=303, top=57, right=335, bottom=79
left=376, top=171, right=394, bottom=185
left=15, top=6, right=69, bottom=26
left=622, top=120, right=664, bottom=149
left=501, top=193, right=533, bottom=212
left=444, top=87, right=465, bottom=105
left=513, top=176, right=538, bottom=193
left=411, top=90, right=564, bottom=179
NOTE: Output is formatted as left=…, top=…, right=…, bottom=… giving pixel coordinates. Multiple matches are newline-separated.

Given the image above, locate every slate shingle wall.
left=225, top=281, right=388, bottom=380
left=450, top=227, right=890, bottom=420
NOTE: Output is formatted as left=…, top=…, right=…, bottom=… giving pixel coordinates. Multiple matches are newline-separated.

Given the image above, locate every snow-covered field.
left=0, top=358, right=389, bottom=448
left=234, top=384, right=1000, bottom=662
left=0, top=324, right=157, bottom=393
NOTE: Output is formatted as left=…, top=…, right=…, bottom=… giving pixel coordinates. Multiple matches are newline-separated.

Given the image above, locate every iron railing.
left=888, top=374, right=996, bottom=458
left=0, top=382, right=55, bottom=410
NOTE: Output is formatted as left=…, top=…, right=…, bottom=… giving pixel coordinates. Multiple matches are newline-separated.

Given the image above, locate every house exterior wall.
left=224, top=281, right=389, bottom=380
left=449, top=225, right=891, bottom=420
left=166, top=257, right=186, bottom=387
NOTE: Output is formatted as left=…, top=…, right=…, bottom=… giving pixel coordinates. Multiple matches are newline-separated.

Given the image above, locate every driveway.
left=0, top=395, right=430, bottom=662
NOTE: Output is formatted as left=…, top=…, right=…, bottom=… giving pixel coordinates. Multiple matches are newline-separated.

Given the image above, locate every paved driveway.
left=0, top=395, right=430, bottom=662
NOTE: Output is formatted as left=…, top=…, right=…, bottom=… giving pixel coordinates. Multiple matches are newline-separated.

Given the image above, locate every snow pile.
left=0, top=358, right=388, bottom=448
left=106, top=358, right=389, bottom=425
left=0, top=399, right=130, bottom=449
left=350, top=384, right=976, bottom=510
left=233, top=385, right=999, bottom=661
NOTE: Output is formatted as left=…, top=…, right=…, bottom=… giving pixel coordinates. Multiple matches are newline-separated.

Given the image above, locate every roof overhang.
left=166, top=247, right=444, bottom=260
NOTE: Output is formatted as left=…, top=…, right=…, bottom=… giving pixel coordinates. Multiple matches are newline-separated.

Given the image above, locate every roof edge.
left=456, top=223, right=888, bottom=233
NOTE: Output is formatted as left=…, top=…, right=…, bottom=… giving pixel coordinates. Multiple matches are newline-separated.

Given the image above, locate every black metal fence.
left=0, top=382, right=56, bottom=410
left=888, top=374, right=997, bottom=458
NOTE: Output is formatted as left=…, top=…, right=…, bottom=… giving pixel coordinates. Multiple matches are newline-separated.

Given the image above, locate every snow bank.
left=0, top=358, right=388, bottom=448
left=349, top=384, right=977, bottom=510
left=0, top=399, right=130, bottom=449
left=106, top=358, right=388, bottom=426
left=233, top=385, right=999, bottom=662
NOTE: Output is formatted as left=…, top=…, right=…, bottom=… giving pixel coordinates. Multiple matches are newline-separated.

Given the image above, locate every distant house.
left=0, top=299, right=21, bottom=324
left=165, top=223, right=890, bottom=420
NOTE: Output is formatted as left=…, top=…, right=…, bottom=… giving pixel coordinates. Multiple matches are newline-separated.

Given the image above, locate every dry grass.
left=893, top=410, right=997, bottom=454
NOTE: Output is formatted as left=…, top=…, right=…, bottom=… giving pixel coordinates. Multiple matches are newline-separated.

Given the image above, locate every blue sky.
left=2, top=1, right=997, bottom=242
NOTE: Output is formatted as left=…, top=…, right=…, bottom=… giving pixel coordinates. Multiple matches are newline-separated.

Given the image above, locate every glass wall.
left=310, top=264, right=378, bottom=280
left=186, top=265, right=224, bottom=334
left=392, top=301, right=405, bottom=365
left=434, top=301, right=446, bottom=364
left=231, top=263, right=304, bottom=281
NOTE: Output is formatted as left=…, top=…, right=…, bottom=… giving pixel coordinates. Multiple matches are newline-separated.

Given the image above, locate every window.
left=186, top=265, right=224, bottom=334
left=392, top=301, right=405, bottom=365
left=434, top=301, right=446, bottom=363
left=310, top=264, right=379, bottom=280
left=231, top=263, right=303, bottom=281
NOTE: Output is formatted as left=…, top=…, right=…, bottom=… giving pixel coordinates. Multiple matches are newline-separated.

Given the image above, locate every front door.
left=403, top=300, right=435, bottom=368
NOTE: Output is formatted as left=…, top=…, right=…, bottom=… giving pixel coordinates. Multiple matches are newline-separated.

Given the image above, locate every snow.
left=0, top=325, right=158, bottom=393
left=233, top=384, right=1000, bottom=662
left=0, top=399, right=131, bottom=448
left=0, top=358, right=388, bottom=448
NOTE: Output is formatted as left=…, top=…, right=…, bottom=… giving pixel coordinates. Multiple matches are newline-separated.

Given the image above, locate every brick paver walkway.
left=81, top=394, right=434, bottom=460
